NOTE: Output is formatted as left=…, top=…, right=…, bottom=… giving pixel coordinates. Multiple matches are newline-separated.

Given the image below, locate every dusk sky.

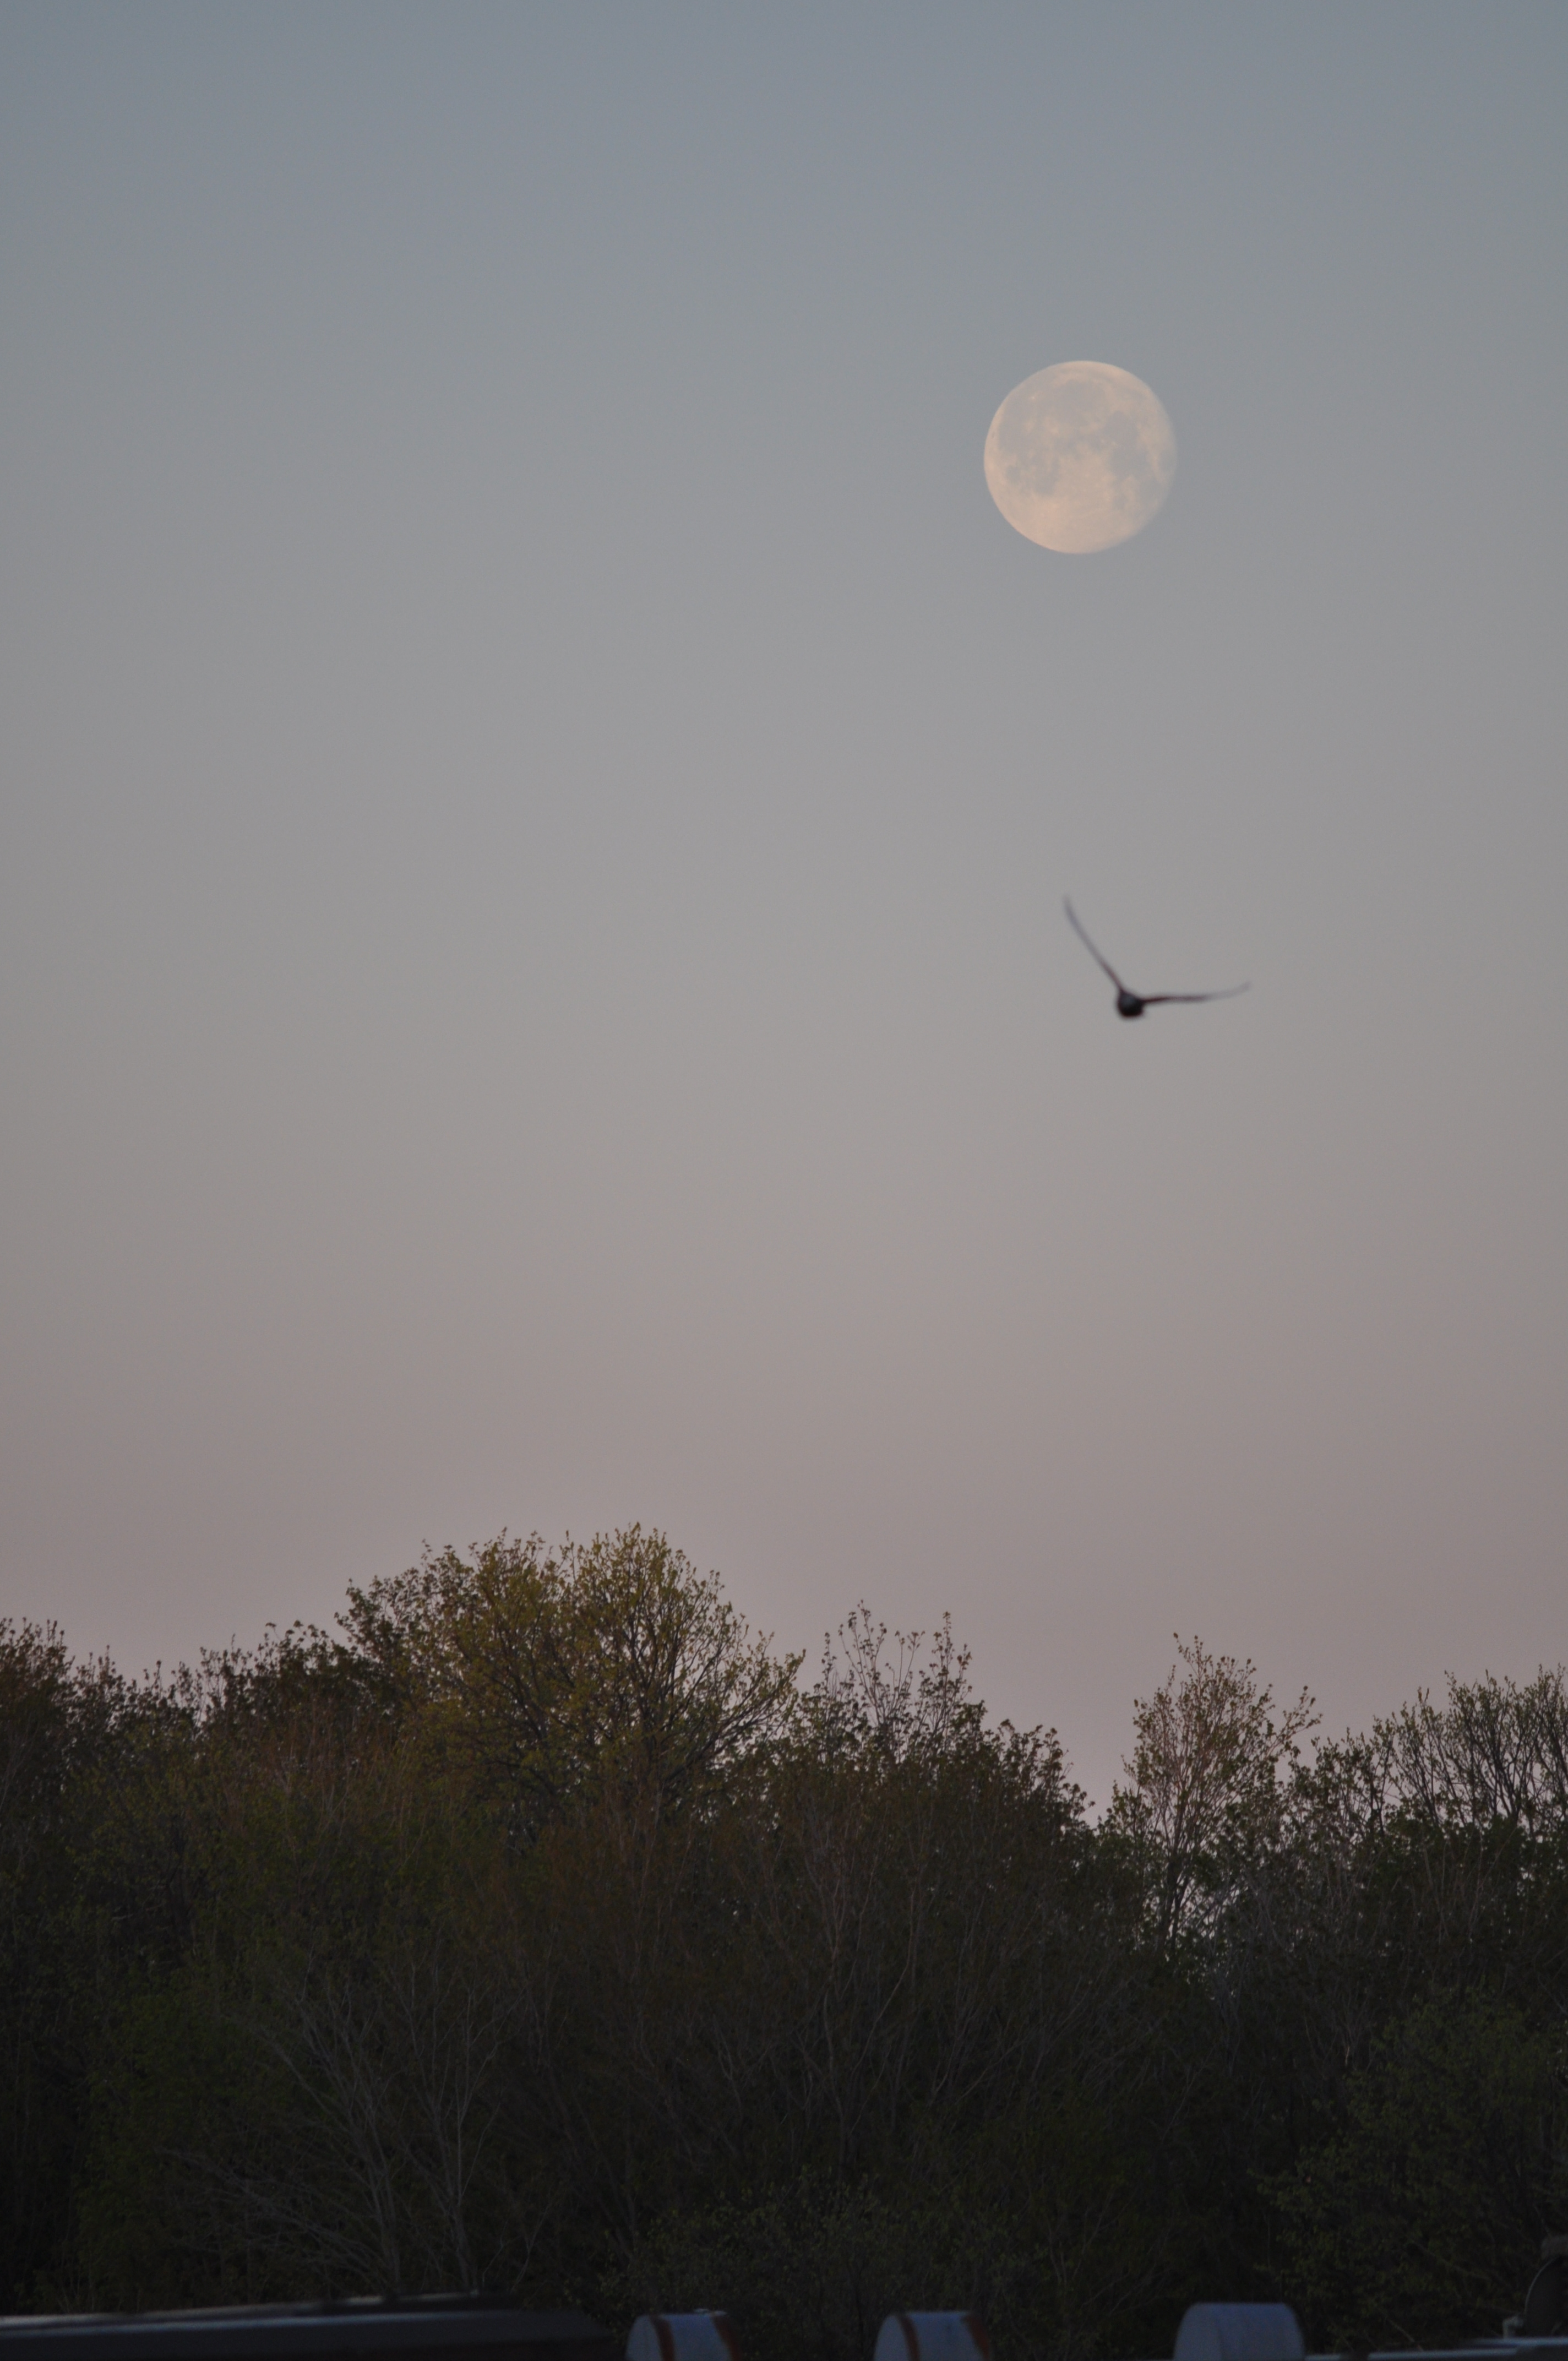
left=3, top=3, right=1565, bottom=1807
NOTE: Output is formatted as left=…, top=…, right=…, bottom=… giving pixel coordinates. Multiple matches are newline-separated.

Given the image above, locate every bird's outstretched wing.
left=1140, top=984, right=1250, bottom=1005
left=1063, top=897, right=1128, bottom=991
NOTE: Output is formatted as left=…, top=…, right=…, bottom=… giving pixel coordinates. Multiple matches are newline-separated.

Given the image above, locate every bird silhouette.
left=1064, top=898, right=1248, bottom=1020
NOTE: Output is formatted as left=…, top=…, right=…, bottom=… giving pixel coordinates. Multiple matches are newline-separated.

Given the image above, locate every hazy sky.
left=3, top=3, right=1565, bottom=1807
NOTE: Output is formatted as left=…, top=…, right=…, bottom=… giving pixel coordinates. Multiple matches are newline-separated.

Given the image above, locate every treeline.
left=3, top=1530, right=1567, bottom=2358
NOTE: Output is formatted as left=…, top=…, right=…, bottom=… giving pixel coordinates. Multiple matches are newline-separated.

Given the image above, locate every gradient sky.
left=3, top=3, right=1565, bottom=1807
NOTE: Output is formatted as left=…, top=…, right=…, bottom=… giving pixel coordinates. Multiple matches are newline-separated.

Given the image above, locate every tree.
left=1272, top=1993, right=1568, bottom=2348
left=1108, top=1638, right=1316, bottom=1959
left=341, top=1527, right=801, bottom=1829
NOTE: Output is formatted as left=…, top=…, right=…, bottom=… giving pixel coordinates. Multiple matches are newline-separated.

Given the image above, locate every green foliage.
left=1272, top=1996, right=1568, bottom=2348
left=340, top=1527, right=800, bottom=1827
left=1105, top=1638, right=1317, bottom=1960
left=602, top=2175, right=1003, bottom=2361
left=2, top=1559, right=1566, bottom=2357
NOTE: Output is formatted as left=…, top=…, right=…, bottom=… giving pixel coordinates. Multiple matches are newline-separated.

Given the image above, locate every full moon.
left=983, top=360, right=1176, bottom=554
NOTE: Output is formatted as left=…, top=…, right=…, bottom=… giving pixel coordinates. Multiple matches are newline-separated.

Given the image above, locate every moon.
left=983, top=360, right=1176, bottom=554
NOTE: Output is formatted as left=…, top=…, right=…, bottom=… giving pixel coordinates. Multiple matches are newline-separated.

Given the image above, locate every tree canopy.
left=1, top=1545, right=1562, bottom=2360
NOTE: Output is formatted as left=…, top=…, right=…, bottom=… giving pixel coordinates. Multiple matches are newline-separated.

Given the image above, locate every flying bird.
left=1064, top=898, right=1248, bottom=1020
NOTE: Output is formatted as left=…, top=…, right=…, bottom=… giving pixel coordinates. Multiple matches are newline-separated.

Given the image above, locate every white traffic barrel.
left=1173, top=2306, right=1303, bottom=2361
left=627, top=2318, right=739, bottom=2361
left=873, top=2316, right=990, bottom=2361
